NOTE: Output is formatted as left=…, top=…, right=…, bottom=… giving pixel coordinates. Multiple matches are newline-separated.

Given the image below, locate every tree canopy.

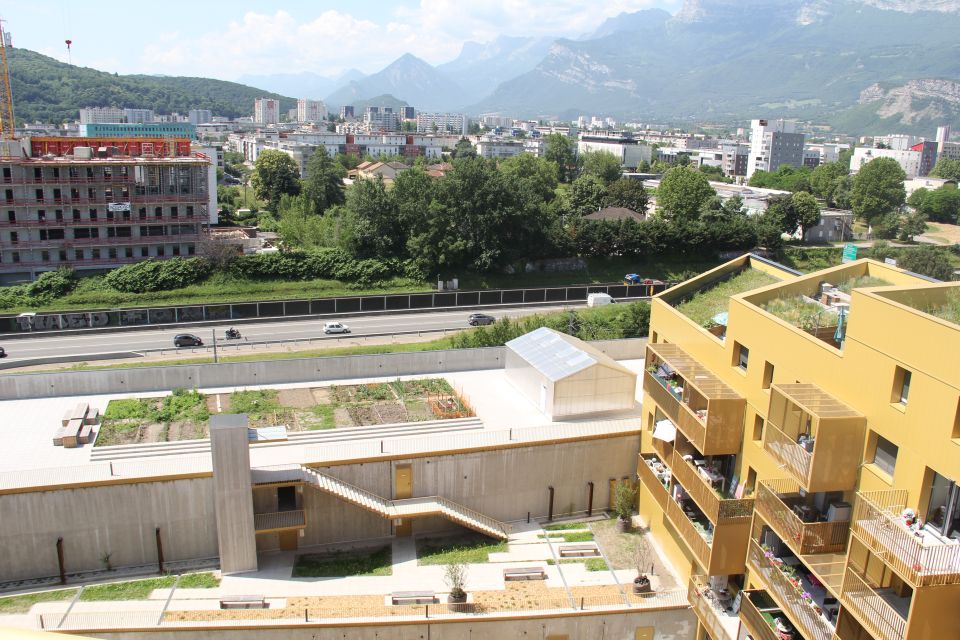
left=251, top=151, right=301, bottom=212
left=580, top=150, right=623, bottom=185
left=302, top=151, right=346, bottom=215
left=930, top=158, right=960, bottom=181
left=657, top=166, right=715, bottom=223
left=604, top=178, right=649, bottom=213
left=850, top=157, right=906, bottom=223
left=907, top=185, right=960, bottom=224
left=544, top=133, right=579, bottom=183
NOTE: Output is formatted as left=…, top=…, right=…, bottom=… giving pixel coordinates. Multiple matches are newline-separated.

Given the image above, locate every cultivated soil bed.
left=95, top=378, right=472, bottom=446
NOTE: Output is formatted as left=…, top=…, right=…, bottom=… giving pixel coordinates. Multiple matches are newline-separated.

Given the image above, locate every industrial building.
left=0, top=136, right=214, bottom=281
left=637, top=254, right=960, bottom=640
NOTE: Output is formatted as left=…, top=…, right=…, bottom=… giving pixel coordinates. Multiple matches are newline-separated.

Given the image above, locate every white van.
left=586, top=293, right=614, bottom=307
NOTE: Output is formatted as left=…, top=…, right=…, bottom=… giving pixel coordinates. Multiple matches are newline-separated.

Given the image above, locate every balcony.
left=638, top=454, right=671, bottom=511
left=670, top=450, right=754, bottom=525
left=739, top=590, right=790, bottom=640
left=851, top=490, right=960, bottom=587
left=840, top=565, right=908, bottom=640
left=0, top=213, right=203, bottom=227
left=747, top=540, right=836, bottom=640
left=756, top=479, right=851, bottom=557
left=254, top=509, right=306, bottom=534
left=643, top=343, right=745, bottom=455
left=665, top=494, right=714, bottom=571
left=688, top=574, right=741, bottom=640
left=762, top=384, right=865, bottom=492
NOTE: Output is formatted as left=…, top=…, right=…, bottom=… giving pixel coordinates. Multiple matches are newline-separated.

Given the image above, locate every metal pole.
left=155, top=527, right=164, bottom=574
left=56, top=537, right=66, bottom=585
left=212, top=328, right=218, bottom=364
left=548, top=486, right=555, bottom=522
left=587, top=481, right=594, bottom=517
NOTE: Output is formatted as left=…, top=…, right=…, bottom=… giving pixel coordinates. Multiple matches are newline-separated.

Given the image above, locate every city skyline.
left=3, top=0, right=681, bottom=82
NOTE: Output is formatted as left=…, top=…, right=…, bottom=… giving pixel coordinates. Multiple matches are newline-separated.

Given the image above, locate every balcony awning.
left=653, top=419, right=677, bottom=442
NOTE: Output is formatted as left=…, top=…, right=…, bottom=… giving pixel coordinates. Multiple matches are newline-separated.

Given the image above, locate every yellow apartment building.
left=637, top=254, right=960, bottom=640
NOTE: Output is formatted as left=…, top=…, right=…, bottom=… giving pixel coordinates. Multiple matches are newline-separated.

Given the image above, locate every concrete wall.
left=210, top=415, right=257, bottom=574
left=0, top=339, right=647, bottom=401
left=0, top=477, right=218, bottom=582
left=82, top=606, right=696, bottom=640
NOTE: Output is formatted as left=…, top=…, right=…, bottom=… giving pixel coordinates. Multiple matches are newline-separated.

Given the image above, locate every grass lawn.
left=292, top=547, right=392, bottom=577
left=545, top=558, right=608, bottom=571
left=80, top=576, right=177, bottom=601
left=416, top=536, right=508, bottom=565
left=0, top=588, right=79, bottom=613
left=537, top=532, right=595, bottom=542
left=674, top=269, right=781, bottom=326
left=176, top=572, right=220, bottom=589
left=542, top=522, right=592, bottom=531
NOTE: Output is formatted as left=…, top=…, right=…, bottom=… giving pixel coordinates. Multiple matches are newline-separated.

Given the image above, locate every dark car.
left=173, top=334, right=203, bottom=347
left=0, top=346, right=5, bottom=358
left=468, top=313, right=496, bottom=326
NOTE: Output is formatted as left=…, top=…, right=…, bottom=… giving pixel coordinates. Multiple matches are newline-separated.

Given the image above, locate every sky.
left=3, top=0, right=682, bottom=81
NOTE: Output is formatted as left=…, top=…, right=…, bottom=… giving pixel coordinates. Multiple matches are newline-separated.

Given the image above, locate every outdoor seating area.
left=53, top=402, right=99, bottom=448
left=219, top=595, right=267, bottom=609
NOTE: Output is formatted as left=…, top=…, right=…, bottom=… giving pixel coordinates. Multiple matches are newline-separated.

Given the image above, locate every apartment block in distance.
left=746, top=119, right=805, bottom=178
left=254, top=98, right=281, bottom=125
left=296, top=99, right=327, bottom=123
left=0, top=136, right=214, bottom=282
left=638, top=253, right=960, bottom=640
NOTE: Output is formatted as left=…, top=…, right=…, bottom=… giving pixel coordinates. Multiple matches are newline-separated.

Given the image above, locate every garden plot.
left=96, top=378, right=472, bottom=446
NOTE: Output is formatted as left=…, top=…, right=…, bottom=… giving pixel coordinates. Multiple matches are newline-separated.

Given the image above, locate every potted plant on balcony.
left=615, top=481, right=637, bottom=533
left=444, top=562, right=468, bottom=604
left=632, top=534, right=655, bottom=595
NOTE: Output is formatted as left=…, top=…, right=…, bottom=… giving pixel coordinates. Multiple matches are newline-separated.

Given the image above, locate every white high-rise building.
left=78, top=107, right=124, bottom=124
left=297, top=99, right=327, bottom=123
left=189, top=109, right=213, bottom=125
left=415, top=113, right=465, bottom=134
left=746, top=118, right=805, bottom=178
left=123, top=108, right=155, bottom=124
left=254, top=98, right=281, bottom=125
left=936, top=125, right=952, bottom=153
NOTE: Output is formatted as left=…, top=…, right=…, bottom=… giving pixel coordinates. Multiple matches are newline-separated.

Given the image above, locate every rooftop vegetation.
left=835, top=275, right=892, bottom=293
left=675, top=269, right=781, bottom=327
left=762, top=296, right=835, bottom=331
left=923, top=289, right=960, bottom=326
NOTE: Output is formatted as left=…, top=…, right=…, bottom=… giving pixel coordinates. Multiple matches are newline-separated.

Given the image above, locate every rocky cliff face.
left=860, top=1, right=960, bottom=12
left=858, top=79, right=960, bottom=124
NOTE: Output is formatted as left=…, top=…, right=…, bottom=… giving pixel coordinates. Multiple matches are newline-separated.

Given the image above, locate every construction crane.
left=0, top=17, right=14, bottom=139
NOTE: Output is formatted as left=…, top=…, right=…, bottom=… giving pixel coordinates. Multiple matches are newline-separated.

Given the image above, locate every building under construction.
left=0, top=137, right=215, bottom=282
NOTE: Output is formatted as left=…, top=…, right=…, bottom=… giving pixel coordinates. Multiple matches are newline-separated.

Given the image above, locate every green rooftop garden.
left=762, top=296, right=836, bottom=331
left=675, top=269, right=781, bottom=327
left=923, top=289, right=960, bottom=326
left=835, top=275, right=892, bottom=293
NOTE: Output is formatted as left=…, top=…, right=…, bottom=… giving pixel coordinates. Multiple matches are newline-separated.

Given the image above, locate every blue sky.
left=3, top=1, right=681, bottom=80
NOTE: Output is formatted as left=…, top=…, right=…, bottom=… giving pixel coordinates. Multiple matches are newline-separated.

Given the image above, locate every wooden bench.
left=219, top=595, right=267, bottom=609
left=83, top=407, right=100, bottom=425
left=61, top=419, right=84, bottom=448
left=503, top=567, right=547, bottom=581
left=78, top=423, right=95, bottom=445
left=558, top=544, right=600, bottom=558
left=62, top=403, right=89, bottom=427
left=391, top=590, right=436, bottom=605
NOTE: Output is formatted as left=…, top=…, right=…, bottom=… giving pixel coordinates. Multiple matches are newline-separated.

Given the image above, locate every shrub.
left=104, top=258, right=212, bottom=292
left=26, top=267, right=76, bottom=299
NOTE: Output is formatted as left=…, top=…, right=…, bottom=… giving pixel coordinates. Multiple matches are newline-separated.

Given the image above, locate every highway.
left=0, top=304, right=581, bottom=362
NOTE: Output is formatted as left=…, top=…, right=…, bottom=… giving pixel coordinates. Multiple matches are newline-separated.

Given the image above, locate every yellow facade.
left=638, top=255, right=960, bottom=640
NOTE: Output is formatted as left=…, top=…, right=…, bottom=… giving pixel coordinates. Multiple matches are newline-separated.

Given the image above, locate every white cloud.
left=133, top=1, right=679, bottom=80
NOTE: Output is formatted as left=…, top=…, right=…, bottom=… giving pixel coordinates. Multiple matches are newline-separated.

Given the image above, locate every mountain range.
left=8, top=0, right=960, bottom=135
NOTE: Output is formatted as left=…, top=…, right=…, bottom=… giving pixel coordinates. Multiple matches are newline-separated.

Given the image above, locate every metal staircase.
left=298, top=466, right=509, bottom=540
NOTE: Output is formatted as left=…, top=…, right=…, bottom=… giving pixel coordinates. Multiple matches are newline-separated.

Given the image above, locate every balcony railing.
left=638, top=455, right=670, bottom=511
left=762, top=421, right=813, bottom=488
left=840, top=566, right=907, bottom=640
left=851, top=490, right=960, bottom=587
left=0, top=232, right=200, bottom=248
left=688, top=575, right=740, bottom=640
left=747, top=540, right=835, bottom=640
left=756, top=479, right=850, bottom=556
left=3, top=193, right=206, bottom=206
left=651, top=432, right=673, bottom=462
left=0, top=214, right=204, bottom=227
left=254, top=509, right=306, bottom=533
left=670, top=450, right=753, bottom=524
left=665, top=493, right=712, bottom=569
left=738, top=590, right=782, bottom=640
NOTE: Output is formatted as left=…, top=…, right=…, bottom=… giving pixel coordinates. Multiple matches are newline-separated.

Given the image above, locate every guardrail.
left=0, top=282, right=671, bottom=335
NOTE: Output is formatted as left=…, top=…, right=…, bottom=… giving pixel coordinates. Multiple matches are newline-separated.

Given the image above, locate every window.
left=124, top=247, right=133, bottom=259
left=763, top=362, right=775, bottom=390
left=140, top=247, right=149, bottom=257
left=157, top=246, right=165, bottom=257
left=753, top=414, right=765, bottom=441
left=9, top=231, right=17, bottom=243
left=172, top=246, right=180, bottom=256
left=72, top=209, right=80, bottom=220
left=870, top=433, right=899, bottom=477
left=74, top=249, right=83, bottom=260
left=41, top=250, right=49, bottom=262
left=925, top=470, right=960, bottom=539
left=55, top=210, right=63, bottom=221
left=58, top=250, right=67, bottom=261
left=11, top=250, right=19, bottom=263
left=154, top=206, right=162, bottom=217
left=6, top=211, right=13, bottom=222
left=91, top=249, right=100, bottom=260
left=892, top=367, right=912, bottom=405
left=108, top=248, right=117, bottom=259
left=733, top=342, right=749, bottom=371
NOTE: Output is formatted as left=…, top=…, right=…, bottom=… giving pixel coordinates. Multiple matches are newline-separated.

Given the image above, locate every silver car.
left=323, top=321, right=350, bottom=334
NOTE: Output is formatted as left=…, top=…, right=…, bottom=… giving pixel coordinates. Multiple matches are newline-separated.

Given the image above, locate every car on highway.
left=468, top=313, right=496, bottom=326
left=0, top=346, right=5, bottom=357
left=323, top=321, right=350, bottom=334
left=173, top=333, right=203, bottom=347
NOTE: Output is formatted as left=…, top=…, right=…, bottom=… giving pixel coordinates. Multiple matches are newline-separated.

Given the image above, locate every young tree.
left=302, top=150, right=346, bottom=215
left=908, top=185, right=960, bottom=224
left=452, top=138, right=477, bottom=159
left=544, top=133, right=578, bottom=182
left=604, top=178, right=649, bottom=213
left=810, top=162, right=849, bottom=205
left=345, top=176, right=402, bottom=257
left=851, top=157, right=906, bottom=223
left=930, top=158, right=960, bottom=181
left=657, top=166, right=715, bottom=224
left=898, top=210, right=928, bottom=242
left=568, top=174, right=608, bottom=216
left=251, top=150, right=301, bottom=212
left=580, top=150, right=623, bottom=185
left=498, top=154, right=559, bottom=204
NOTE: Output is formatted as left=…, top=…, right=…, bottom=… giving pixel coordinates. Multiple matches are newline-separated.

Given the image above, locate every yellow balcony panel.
left=851, top=490, right=960, bottom=587
left=665, top=495, right=713, bottom=570
left=254, top=509, right=306, bottom=534
left=739, top=589, right=795, bottom=640
left=638, top=454, right=671, bottom=511
left=756, top=479, right=851, bottom=557
left=688, top=574, right=741, bottom=640
left=747, top=540, right=836, bottom=640
left=644, top=343, right=745, bottom=455
left=671, top=450, right=754, bottom=525
left=763, top=383, right=865, bottom=493
left=840, top=565, right=907, bottom=640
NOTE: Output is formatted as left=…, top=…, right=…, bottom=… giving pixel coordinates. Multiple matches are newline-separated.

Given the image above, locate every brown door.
left=278, top=530, right=298, bottom=551
left=395, top=464, right=413, bottom=537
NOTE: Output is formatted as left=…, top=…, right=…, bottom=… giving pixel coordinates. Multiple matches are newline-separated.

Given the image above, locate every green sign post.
left=841, top=243, right=858, bottom=263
